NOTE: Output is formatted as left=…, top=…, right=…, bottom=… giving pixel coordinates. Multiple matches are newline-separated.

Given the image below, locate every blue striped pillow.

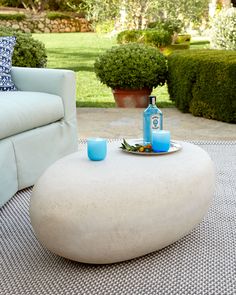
left=0, top=36, right=17, bottom=91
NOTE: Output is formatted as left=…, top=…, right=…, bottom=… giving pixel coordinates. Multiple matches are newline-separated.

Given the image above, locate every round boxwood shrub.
left=0, top=26, right=47, bottom=68
left=94, top=43, right=168, bottom=90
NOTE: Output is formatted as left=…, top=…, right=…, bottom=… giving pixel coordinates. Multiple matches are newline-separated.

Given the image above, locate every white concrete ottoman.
left=30, top=141, right=215, bottom=264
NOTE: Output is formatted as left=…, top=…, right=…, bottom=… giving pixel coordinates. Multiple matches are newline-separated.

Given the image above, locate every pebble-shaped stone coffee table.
left=30, top=140, right=215, bottom=264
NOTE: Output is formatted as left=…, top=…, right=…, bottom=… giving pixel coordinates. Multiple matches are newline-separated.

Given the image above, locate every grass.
left=33, top=32, right=209, bottom=108
left=33, top=33, right=115, bottom=107
left=190, top=36, right=210, bottom=50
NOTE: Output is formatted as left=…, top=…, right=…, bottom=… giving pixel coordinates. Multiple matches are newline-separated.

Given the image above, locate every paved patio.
left=77, top=107, right=236, bottom=141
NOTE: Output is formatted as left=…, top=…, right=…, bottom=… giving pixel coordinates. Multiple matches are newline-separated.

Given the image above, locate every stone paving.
left=77, top=107, right=236, bottom=141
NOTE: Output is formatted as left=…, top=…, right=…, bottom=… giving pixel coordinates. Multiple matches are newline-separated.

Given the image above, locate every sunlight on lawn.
left=34, top=33, right=119, bottom=106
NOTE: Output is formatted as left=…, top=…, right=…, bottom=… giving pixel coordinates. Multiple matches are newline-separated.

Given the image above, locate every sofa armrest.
left=11, top=66, right=76, bottom=121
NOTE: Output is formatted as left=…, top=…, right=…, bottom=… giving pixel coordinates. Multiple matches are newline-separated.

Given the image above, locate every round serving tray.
left=120, top=139, right=182, bottom=156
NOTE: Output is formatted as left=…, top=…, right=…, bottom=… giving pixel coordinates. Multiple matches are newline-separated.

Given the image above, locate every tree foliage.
left=78, top=0, right=209, bottom=30
left=0, top=0, right=83, bottom=11
left=0, top=0, right=210, bottom=30
left=151, top=0, right=209, bottom=26
left=67, top=0, right=120, bottom=21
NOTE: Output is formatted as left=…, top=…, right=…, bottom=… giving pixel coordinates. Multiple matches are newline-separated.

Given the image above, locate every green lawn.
left=33, top=32, right=209, bottom=108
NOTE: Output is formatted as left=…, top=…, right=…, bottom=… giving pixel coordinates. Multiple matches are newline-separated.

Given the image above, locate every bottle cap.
left=149, top=96, right=156, bottom=105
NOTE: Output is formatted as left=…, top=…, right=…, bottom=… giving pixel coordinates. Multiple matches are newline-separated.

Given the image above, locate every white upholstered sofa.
left=0, top=66, right=78, bottom=207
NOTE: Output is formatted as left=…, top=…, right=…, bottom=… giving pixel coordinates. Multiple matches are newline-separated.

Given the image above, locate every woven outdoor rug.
left=1, top=141, right=236, bottom=295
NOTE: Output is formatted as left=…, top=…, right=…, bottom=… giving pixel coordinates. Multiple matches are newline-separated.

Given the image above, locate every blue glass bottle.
left=143, top=96, right=163, bottom=145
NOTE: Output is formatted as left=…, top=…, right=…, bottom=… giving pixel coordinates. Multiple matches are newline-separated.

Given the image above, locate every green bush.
left=94, top=43, right=167, bottom=90
left=0, top=26, right=47, bottom=68
left=117, top=29, right=172, bottom=48
left=0, top=13, right=26, bottom=21
left=147, top=19, right=182, bottom=35
left=143, top=30, right=172, bottom=48
left=167, top=50, right=236, bottom=122
left=46, top=12, right=71, bottom=20
left=117, top=30, right=143, bottom=44
left=211, top=7, right=236, bottom=50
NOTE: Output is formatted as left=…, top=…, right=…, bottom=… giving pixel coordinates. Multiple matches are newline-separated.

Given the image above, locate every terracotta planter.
left=112, top=88, right=152, bottom=108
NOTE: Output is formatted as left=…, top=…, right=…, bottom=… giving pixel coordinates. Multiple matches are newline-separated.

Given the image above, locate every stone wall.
left=0, top=16, right=91, bottom=33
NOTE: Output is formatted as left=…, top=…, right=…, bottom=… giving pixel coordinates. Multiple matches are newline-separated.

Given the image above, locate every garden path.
left=77, top=108, right=236, bottom=141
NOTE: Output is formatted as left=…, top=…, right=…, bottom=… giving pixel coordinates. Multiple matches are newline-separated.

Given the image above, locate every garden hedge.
left=46, top=12, right=71, bottom=20
left=0, top=13, right=26, bottom=21
left=167, top=50, right=236, bottom=122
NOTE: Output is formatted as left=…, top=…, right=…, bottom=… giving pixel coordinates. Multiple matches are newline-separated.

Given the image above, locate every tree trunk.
left=209, top=0, right=217, bottom=17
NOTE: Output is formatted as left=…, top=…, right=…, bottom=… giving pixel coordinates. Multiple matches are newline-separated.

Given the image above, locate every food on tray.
left=120, top=139, right=153, bottom=153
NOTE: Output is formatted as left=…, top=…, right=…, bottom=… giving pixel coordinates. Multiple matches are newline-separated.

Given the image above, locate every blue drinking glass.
left=152, top=130, right=171, bottom=152
left=87, top=138, right=107, bottom=161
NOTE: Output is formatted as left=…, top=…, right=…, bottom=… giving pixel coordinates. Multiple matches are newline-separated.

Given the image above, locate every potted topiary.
left=94, top=43, right=168, bottom=108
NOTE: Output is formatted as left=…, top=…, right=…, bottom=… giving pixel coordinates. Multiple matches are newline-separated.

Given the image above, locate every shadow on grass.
left=47, top=49, right=107, bottom=60
left=54, top=65, right=95, bottom=72
left=46, top=49, right=102, bottom=71
left=190, top=40, right=210, bottom=45
left=76, top=100, right=175, bottom=108
left=77, top=101, right=115, bottom=108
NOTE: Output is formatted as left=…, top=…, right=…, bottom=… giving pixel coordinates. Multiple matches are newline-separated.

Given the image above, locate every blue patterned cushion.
left=0, top=36, right=17, bottom=91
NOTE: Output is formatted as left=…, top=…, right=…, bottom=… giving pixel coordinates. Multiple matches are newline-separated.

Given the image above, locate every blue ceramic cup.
left=87, top=138, right=107, bottom=161
left=152, top=130, right=171, bottom=152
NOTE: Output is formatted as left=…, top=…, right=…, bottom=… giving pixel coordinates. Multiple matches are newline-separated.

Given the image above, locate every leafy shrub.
left=94, top=43, right=167, bottom=90
left=143, top=30, right=172, bottom=48
left=167, top=50, right=236, bottom=122
left=117, top=29, right=172, bottom=48
left=0, top=26, right=47, bottom=68
left=147, top=19, right=182, bottom=35
left=117, top=30, right=143, bottom=44
left=0, top=13, right=26, bottom=21
left=46, top=12, right=71, bottom=20
left=211, top=7, right=236, bottom=50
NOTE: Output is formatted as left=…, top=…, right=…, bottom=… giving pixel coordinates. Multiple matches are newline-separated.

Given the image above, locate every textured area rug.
left=1, top=141, right=236, bottom=295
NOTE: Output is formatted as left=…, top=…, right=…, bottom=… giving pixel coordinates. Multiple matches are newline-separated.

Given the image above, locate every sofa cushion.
left=0, top=91, right=64, bottom=140
left=0, top=36, right=17, bottom=91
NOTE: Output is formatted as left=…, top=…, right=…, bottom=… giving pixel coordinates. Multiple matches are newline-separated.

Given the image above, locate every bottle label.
left=151, top=115, right=160, bottom=130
